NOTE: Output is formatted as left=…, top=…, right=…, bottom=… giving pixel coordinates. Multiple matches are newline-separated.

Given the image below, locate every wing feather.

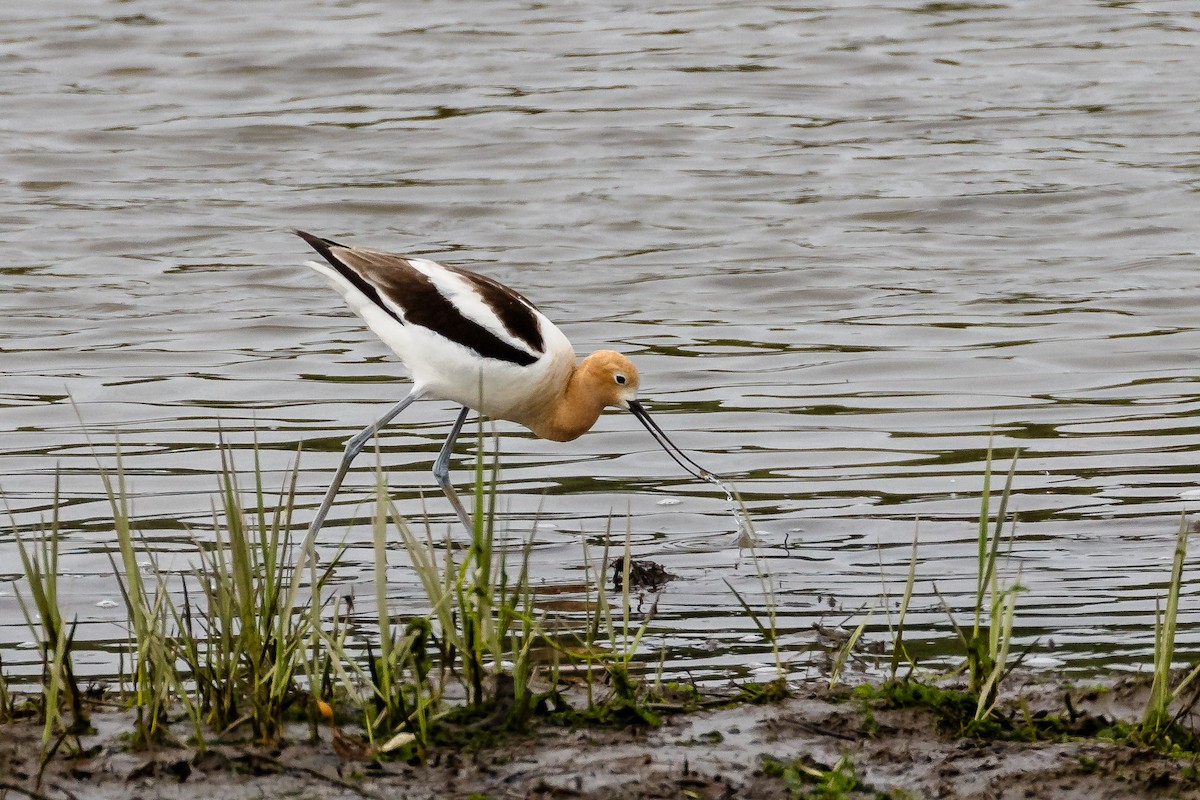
left=297, top=231, right=543, bottom=367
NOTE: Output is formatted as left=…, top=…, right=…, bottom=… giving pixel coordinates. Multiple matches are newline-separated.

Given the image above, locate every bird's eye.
left=614, top=373, right=627, bottom=385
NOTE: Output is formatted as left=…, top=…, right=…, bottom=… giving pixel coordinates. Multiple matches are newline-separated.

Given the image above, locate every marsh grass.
left=454, top=422, right=542, bottom=717
left=575, top=532, right=613, bottom=708
left=972, top=451, right=1022, bottom=674
left=725, top=548, right=783, bottom=678
left=0, top=656, right=11, bottom=723
left=183, top=442, right=328, bottom=744
left=3, top=420, right=721, bottom=759
left=868, top=447, right=1028, bottom=733
left=532, top=516, right=662, bottom=726
left=13, top=476, right=89, bottom=769
left=313, top=475, right=438, bottom=759
left=22, top=430, right=1200, bottom=771
left=882, top=524, right=920, bottom=682
left=936, top=445, right=1026, bottom=720
left=828, top=611, right=873, bottom=690
left=101, top=443, right=186, bottom=748
left=1139, top=513, right=1200, bottom=745
left=723, top=527, right=802, bottom=704
left=308, top=422, right=557, bottom=762
left=760, top=753, right=863, bottom=800
left=102, top=439, right=339, bottom=748
left=588, top=521, right=663, bottom=725
left=365, top=476, right=435, bottom=750
left=966, top=448, right=1026, bottom=722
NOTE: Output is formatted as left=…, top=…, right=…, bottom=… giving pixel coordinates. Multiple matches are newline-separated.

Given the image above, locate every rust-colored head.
left=576, top=349, right=640, bottom=409
left=525, top=350, right=640, bottom=442
left=531, top=349, right=717, bottom=489
left=576, top=350, right=717, bottom=487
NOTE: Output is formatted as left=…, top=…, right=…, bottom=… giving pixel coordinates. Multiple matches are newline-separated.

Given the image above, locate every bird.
left=296, top=230, right=720, bottom=536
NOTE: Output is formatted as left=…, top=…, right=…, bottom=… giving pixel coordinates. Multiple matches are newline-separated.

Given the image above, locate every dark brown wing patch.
left=450, top=266, right=545, bottom=355
left=298, top=231, right=542, bottom=367
left=296, top=231, right=400, bottom=325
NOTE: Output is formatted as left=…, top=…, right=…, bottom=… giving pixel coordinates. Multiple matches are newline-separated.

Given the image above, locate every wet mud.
left=3, top=677, right=1198, bottom=800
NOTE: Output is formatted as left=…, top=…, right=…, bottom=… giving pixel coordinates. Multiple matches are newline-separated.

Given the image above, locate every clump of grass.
left=583, top=517, right=664, bottom=726
left=103, top=438, right=338, bottom=749
left=12, top=475, right=90, bottom=768
left=0, top=655, right=11, bottom=723
left=1139, top=513, right=1200, bottom=746
left=828, top=610, right=873, bottom=691
left=316, top=474, right=438, bottom=760
left=856, top=680, right=1004, bottom=739
left=102, top=443, right=186, bottom=748
left=722, top=540, right=801, bottom=704
left=733, top=677, right=791, bottom=705
left=447, top=423, right=541, bottom=720
left=181, top=442, right=327, bottom=744
left=527, top=515, right=669, bottom=728
left=761, top=752, right=915, bottom=800
left=725, top=548, right=784, bottom=680
left=935, top=445, right=1025, bottom=721
left=571, top=531, right=613, bottom=710
left=866, top=446, right=1026, bottom=735
left=882, top=524, right=920, bottom=682
left=967, top=447, right=1024, bottom=719
left=321, top=423, right=547, bottom=760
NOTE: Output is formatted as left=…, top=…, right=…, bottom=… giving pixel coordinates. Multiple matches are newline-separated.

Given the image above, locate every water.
left=3, top=0, right=1200, bottom=682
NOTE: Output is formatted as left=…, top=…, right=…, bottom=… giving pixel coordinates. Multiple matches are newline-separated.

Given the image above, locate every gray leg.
left=432, top=406, right=473, bottom=532
left=307, top=387, right=426, bottom=539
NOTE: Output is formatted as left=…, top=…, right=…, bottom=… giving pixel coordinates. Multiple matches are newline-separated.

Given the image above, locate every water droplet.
left=702, top=473, right=753, bottom=539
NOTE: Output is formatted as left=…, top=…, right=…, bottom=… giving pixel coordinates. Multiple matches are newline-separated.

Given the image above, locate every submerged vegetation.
left=3, top=433, right=1200, bottom=796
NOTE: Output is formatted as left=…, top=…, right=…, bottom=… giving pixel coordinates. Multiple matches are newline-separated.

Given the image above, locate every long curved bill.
left=627, top=400, right=718, bottom=484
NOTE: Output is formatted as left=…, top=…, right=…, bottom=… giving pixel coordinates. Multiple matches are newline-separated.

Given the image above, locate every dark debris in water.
left=610, top=556, right=676, bottom=592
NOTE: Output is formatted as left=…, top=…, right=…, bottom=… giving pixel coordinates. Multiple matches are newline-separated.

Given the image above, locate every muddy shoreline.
left=3, top=675, right=1198, bottom=800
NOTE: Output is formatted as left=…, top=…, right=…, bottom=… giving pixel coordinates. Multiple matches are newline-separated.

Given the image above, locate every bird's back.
left=299, top=231, right=576, bottom=424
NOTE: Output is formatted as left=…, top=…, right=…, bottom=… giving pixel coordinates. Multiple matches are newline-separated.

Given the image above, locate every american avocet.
left=297, top=230, right=720, bottom=535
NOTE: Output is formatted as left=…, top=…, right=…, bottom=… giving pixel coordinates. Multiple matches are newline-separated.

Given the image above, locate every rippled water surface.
left=3, top=0, right=1200, bottom=681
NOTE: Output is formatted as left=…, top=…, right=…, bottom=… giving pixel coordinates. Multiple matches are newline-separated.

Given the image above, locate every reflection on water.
left=3, top=1, right=1200, bottom=681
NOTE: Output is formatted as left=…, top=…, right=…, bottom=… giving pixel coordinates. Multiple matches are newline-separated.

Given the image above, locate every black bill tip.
left=627, top=399, right=716, bottom=484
